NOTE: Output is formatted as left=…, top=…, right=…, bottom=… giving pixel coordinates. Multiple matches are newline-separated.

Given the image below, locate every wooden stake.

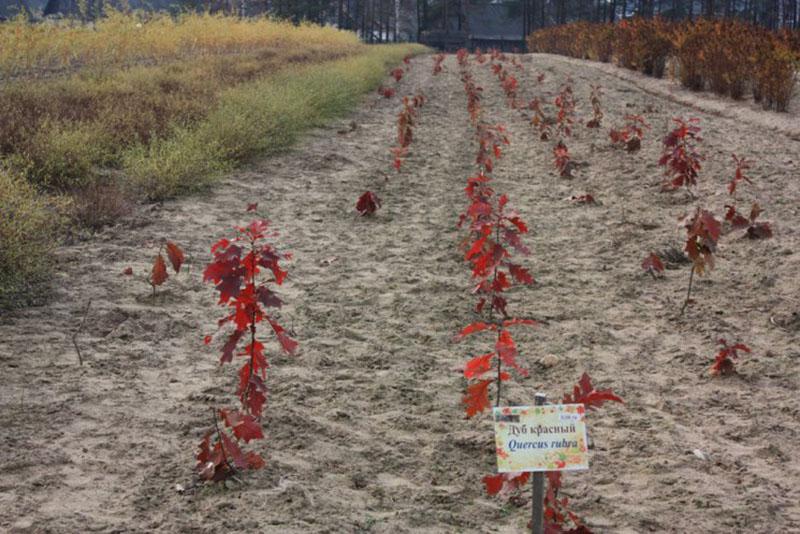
left=531, top=393, right=547, bottom=534
left=72, top=300, right=92, bottom=366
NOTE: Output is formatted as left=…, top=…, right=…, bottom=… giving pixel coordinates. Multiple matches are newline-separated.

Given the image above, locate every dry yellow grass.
left=0, top=11, right=362, bottom=78
left=0, top=13, right=369, bottom=191
left=0, top=13, right=426, bottom=308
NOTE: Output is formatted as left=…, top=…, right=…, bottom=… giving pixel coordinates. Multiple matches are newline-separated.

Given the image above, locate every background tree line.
left=262, top=0, right=798, bottom=36
left=5, top=0, right=795, bottom=35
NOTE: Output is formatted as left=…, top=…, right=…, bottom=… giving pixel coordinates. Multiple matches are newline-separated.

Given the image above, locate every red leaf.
left=211, top=238, right=230, bottom=254
left=507, top=216, right=528, bottom=233
left=234, top=304, right=251, bottom=331
left=747, top=222, right=772, bottom=239
left=464, top=353, right=495, bottom=379
left=467, top=200, right=492, bottom=220
left=465, top=235, right=488, bottom=260
left=247, top=203, right=258, bottom=212
left=563, top=372, right=623, bottom=410
left=151, top=253, right=168, bottom=287
left=483, top=474, right=505, bottom=495
left=725, top=205, right=750, bottom=229
left=220, top=431, right=247, bottom=470
left=223, top=411, right=264, bottom=443
left=484, top=471, right=531, bottom=496
left=256, top=286, right=283, bottom=308
left=455, top=322, right=495, bottom=340
left=496, top=330, right=528, bottom=377
left=165, top=242, right=184, bottom=274
left=269, top=319, right=298, bottom=355
left=463, top=379, right=492, bottom=417
left=711, top=339, right=750, bottom=376
left=356, top=191, right=381, bottom=216
left=196, top=431, right=213, bottom=467
left=244, top=451, right=266, bottom=470
left=246, top=388, right=267, bottom=417
left=196, top=431, right=223, bottom=480
left=122, top=266, right=133, bottom=276
left=378, top=86, right=396, bottom=99
left=641, top=252, right=664, bottom=275
left=221, top=329, right=244, bottom=364
left=509, top=264, right=535, bottom=285
left=204, top=244, right=245, bottom=303
left=502, top=318, right=538, bottom=329
left=699, top=210, right=721, bottom=241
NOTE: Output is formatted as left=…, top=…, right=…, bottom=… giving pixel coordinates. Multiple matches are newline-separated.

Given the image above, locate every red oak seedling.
left=660, top=118, right=703, bottom=195
left=609, top=114, right=650, bottom=152
left=377, top=86, right=396, bottom=99
left=554, top=84, right=576, bottom=138
left=390, top=67, right=404, bottom=82
left=529, top=98, right=553, bottom=140
left=356, top=191, right=382, bottom=216
left=433, top=53, right=446, bottom=75
left=728, top=154, right=753, bottom=195
left=149, top=241, right=184, bottom=298
left=642, top=252, right=665, bottom=279
left=724, top=203, right=773, bottom=239
left=681, top=208, right=721, bottom=314
left=710, top=339, right=751, bottom=376
left=198, top=219, right=297, bottom=481
left=586, top=85, right=604, bottom=128
left=554, top=141, right=572, bottom=177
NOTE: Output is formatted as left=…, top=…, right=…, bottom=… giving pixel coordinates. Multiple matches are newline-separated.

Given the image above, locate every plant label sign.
left=493, top=404, right=589, bottom=473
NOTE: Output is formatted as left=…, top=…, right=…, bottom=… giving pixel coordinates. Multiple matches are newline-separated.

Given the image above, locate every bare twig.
left=72, top=300, right=92, bottom=366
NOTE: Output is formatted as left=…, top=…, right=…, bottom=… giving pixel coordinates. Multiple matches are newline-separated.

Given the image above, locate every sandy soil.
left=1, top=53, right=799, bottom=534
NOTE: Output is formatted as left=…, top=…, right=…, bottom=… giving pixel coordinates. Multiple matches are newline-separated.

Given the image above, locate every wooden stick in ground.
left=681, top=265, right=696, bottom=315
left=72, top=300, right=92, bottom=366
left=531, top=392, right=547, bottom=534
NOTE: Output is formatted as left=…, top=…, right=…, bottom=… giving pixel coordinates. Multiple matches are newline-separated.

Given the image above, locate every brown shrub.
left=71, top=176, right=134, bottom=230
left=528, top=19, right=797, bottom=111
left=754, top=41, right=798, bottom=112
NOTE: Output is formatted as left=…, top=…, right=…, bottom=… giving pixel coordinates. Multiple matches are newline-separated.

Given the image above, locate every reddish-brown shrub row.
left=527, top=19, right=799, bottom=111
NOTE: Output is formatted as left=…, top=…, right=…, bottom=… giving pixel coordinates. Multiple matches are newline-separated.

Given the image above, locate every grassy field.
left=0, top=13, right=426, bottom=308
left=0, top=12, right=362, bottom=77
